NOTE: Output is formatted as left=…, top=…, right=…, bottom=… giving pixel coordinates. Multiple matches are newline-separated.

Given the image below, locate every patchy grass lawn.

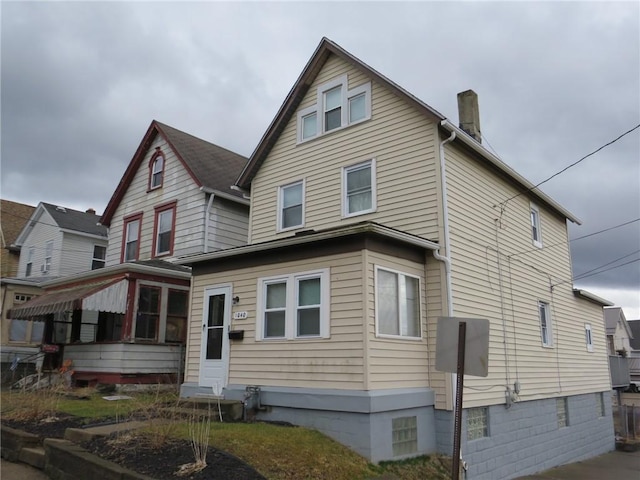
left=171, top=420, right=450, bottom=480
left=1, top=389, right=451, bottom=480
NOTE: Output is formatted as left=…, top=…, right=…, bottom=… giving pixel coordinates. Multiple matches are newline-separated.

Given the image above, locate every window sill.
left=342, top=208, right=376, bottom=219
left=375, top=334, right=423, bottom=342
left=296, top=117, right=371, bottom=146
left=276, top=225, right=305, bottom=234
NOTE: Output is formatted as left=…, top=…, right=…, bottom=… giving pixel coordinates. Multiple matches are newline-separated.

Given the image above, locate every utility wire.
left=573, top=258, right=639, bottom=283
left=573, top=250, right=640, bottom=281
left=499, top=124, right=640, bottom=207
left=509, top=217, right=640, bottom=258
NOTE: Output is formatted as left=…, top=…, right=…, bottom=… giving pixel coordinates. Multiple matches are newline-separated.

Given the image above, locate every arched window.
left=149, top=151, right=164, bottom=190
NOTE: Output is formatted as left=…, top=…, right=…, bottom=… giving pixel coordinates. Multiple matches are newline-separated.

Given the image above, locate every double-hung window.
left=122, top=213, right=142, bottom=262
left=375, top=267, right=421, bottom=339
left=257, top=269, right=329, bottom=340
left=343, top=159, right=376, bottom=217
left=92, top=245, right=106, bottom=270
left=25, top=246, right=35, bottom=277
left=278, top=180, right=304, bottom=231
left=530, top=204, right=542, bottom=248
left=43, top=240, right=53, bottom=273
left=297, top=74, right=371, bottom=143
left=149, top=151, right=164, bottom=190
left=539, top=301, right=553, bottom=347
left=585, top=323, right=593, bottom=352
left=136, top=285, right=160, bottom=340
left=153, top=202, right=176, bottom=257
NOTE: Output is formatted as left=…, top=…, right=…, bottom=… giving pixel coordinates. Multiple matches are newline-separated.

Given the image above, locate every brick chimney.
left=86, top=208, right=96, bottom=215
left=457, top=90, right=482, bottom=143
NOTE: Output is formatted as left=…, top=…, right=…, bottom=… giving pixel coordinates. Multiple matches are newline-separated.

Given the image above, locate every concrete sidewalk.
left=515, top=449, right=640, bottom=480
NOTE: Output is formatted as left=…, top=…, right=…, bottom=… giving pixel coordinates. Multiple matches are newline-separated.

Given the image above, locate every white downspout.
left=434, top=127, right=456, bottom=318
left=434, top=126, right=464, bottom=474
left=203, top=191, right=215, bottom=254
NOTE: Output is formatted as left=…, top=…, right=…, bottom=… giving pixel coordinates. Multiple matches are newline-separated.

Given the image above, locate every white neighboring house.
left=604, top=307, right=633, bottom=356
left=604, top=306, right=634, bottom=391
left=626, top=319, right=640, bottom=390
left=1, top=203, right=107, bottom=372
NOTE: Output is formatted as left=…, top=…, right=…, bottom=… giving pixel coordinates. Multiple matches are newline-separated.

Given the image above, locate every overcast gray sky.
left=2, top=1, right=639, bottom=317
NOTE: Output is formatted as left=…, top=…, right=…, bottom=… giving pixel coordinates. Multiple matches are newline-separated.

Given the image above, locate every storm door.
left=198, top=286, right=230, bottom=390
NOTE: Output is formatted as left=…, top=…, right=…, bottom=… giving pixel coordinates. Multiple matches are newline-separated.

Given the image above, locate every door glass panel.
left=208, top=294, right=225, bottom=327
left=206, top=328, right=223, bottom=360
left=205, top=293, right=225, bottom=360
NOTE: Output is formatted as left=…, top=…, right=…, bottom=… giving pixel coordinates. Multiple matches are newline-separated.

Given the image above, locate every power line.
left=573, top=258, right=639, bottom=283
left=509, top=217, right=640, bottom=258
left=573, top=250, right=640, bottom=281
left=499, top=123, right=640, bottom=207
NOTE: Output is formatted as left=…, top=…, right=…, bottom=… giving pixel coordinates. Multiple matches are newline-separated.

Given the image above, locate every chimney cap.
left=86, top=208, right=96, bottom=215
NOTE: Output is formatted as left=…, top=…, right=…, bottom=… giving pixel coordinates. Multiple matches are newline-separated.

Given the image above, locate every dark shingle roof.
left=155, top=122, right=248, bottom=195
left=42, top=203, right=108, bottom=237
left=100, top=120, right=248, bottom=226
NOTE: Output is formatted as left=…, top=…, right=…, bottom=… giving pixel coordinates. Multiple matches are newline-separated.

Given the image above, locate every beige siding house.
left=10, top=121, right=250, bottom=386
left=178, top=39, right=614, bottom=476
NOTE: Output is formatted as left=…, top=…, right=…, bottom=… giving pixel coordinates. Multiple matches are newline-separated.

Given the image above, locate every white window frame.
left=43, top=240, right=53, bottom=273
left=149, top=153, right=164, bottom=190
left=530, top=203, right=543, bottom=248
left=123, top=217, right=141, bottom=262
left=539, top=300, right=553, bottom=347
left=277, top=179, right=305, bottom=232
left=374, top=266, right=422, bottom=340
left=585, top=323, right=593, bottom=352
left=342, top=159, right=377, bottom=217
left=296, top=74, right=371, bottom=143
left=25, top=246, right=35, bottom=277
left=155, top=208, right=174, bottom=256
left=92, top=245, right=106, bottom=270
left=256, top=269, right=330, bottom=341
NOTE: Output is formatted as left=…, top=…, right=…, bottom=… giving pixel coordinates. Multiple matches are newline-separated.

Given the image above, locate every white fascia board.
left=59, top=229, right=108, bottom=241
left=199, top=187, right=250, bottom=206
left=573, top=288, right=614, bottom=306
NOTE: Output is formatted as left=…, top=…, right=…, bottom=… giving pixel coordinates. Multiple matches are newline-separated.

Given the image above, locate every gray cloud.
left=2, top=2, right=638, bottom=305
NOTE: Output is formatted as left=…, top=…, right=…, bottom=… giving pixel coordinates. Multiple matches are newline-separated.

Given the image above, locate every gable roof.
left=604, top=306, right=633, bottom=337
left=235, top=37, right=580, bottom=224
left=1, top=199, right=36, bottom=250
left=100, top=120, right=249, bottom=226
left=628, top=319, right=640, bottom=350
left=42, top=203, right=107, bottom=237
left=13, top=202, right=107, bottom=247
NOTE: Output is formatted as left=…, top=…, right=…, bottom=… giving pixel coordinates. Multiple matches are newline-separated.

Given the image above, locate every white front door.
left=199, top=286, right=231, bottom=390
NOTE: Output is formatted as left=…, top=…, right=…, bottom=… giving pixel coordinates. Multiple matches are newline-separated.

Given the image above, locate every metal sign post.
left=452, top=321, right=466, bottom=480
left=435, top=317, right=490, bottom=480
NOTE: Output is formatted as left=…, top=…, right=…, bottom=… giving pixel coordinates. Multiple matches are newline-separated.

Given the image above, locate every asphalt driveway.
left=515, top=449, right=639, bottom=480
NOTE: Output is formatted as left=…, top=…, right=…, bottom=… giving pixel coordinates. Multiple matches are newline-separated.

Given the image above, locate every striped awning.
left=9, top=279, right=127, bottom=319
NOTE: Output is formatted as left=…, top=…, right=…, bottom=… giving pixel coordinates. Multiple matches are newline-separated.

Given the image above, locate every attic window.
left=149, top=150, right=165, bottom=190
left=297, top=74, right=371, bottom=143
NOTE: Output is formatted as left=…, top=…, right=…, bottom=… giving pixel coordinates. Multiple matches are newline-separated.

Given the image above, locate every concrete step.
left=18, top=446, right=45, bottom=470
left=64, top=420, right=149, bottom=444
left=176, top=398, right=243, bottom=421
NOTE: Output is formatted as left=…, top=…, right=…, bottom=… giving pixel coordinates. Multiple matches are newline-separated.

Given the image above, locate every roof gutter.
left=440, top=120, right=582, bottom=225
left=199, top=186, right=250, bottom=206
left=573, top=289, right=614, bottom=306
left=38, top=262, right=191, bottom=288
left=175, top=222, right=440, bottom=266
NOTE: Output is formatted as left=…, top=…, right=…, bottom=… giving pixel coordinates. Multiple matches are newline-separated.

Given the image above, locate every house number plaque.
left=233, top=311, right=248, bottom=320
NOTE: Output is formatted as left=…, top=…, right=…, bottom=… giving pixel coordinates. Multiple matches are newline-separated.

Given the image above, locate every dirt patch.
left=83, top=433, right=266, bottom=480
left=2, top=415, right=86, bottom=440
